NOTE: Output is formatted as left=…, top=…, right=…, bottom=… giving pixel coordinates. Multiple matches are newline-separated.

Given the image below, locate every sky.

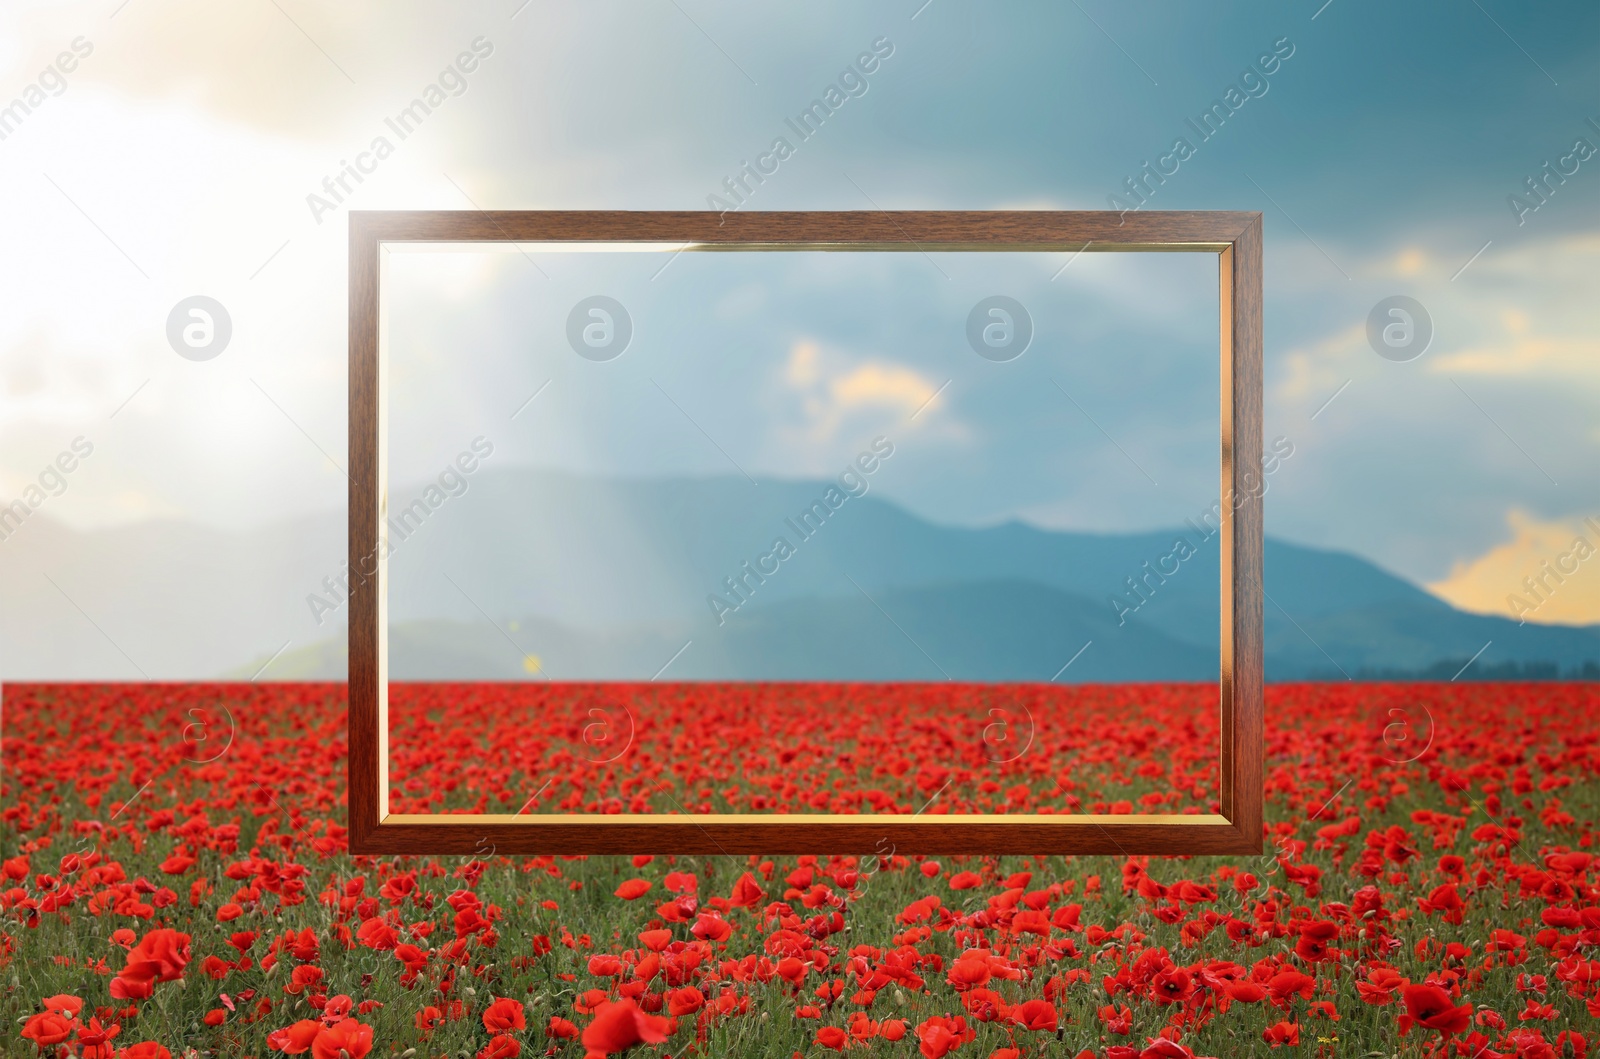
left=383, top=246, right=1222, bottom=534
left=1, top=0, right=1597, bottom=626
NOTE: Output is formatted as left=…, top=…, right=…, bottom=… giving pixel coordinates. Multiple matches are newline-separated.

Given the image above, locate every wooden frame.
left=348, top=210, right=1263, bottom=856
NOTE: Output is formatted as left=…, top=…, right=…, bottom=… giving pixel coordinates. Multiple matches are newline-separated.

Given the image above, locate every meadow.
left=3, top=681, right=1597, bottom=1058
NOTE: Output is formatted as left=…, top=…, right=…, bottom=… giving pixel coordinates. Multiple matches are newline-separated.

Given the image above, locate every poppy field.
left=3, top=680, right=1598, bottom=1059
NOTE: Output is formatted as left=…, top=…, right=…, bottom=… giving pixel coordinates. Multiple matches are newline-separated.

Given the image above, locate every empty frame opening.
left=378, top=244, right=1222, bottom=817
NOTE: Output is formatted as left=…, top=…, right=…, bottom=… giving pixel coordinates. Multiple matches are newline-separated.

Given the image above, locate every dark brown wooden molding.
left=347, top=210, right=1264, bottom=856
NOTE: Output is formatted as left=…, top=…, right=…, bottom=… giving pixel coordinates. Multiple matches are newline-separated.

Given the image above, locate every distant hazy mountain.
left=2, top=466, right=1596, bottom=682
left=408, top=579, right=1216, bottom=682
left=222, top=579, right=1214, bottom=683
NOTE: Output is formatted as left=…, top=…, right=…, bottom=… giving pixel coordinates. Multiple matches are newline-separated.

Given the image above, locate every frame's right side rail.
left=1221, top=216, right=1265, bottom=852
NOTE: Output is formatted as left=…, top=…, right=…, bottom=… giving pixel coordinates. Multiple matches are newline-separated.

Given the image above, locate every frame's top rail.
left=352, top=210, right=1259, bottom=250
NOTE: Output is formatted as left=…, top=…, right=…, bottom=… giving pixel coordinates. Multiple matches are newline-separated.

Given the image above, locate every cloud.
left=1392, top=247, right=1428, bottom=277
left=4, top=0, right=1596, bottom=602
left=1428, top=509, right=1600, bottom=626
left=829, top=361, right=941, bottom=417
left=785, top=340, right=820, bottom=388
left=1427, top=336, right=1600, bottom=383
left=1270, top=229, right=1600, bottom=424
left=1420, top=235, right=1600, bottom=386
left=780, top=338, right=947, bottom=440
left=1, top=1, right=459, bottom=140
left=1270, top=323, right=1364, bottom=404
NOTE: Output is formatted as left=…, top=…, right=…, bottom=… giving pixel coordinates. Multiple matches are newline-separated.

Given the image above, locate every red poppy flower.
left=1011, top=999, right=1057, bottom=1032
left=321, top=996, right=354, bottom=1025
left=1140, top=1041, right=1196, bottom=1059
left=816, top=1026, right=849, bottom=1051
left=1226, top=981, right=1267, bottom=1004
left=613, top=879, right=651, bottom=900
left=1100, top=1004, right=1133, bottom=1035
left=729, top=872, right=766, bottom=908
left=478, top=1036, right=521, bottom=1059
left=288, top=928, right=320, bottom=963
left=1151, top=967, right=1194, bottom=1004
left=413, top=1006, right=444, bottom=1036
left=589, top=954, right=626, bottom=977
left=158, top=851, right=196, bottom=875
left=482, top=997, right=526, bottom=1033
left=959, top=988, right=1008, bottom=1021
left=108, top=975, right=154, bottom=1001
left=1418, top=883, right=1466, bottom=926
left=1262, top=1021, right=1300, bottom=1047
left=668, top=987, right=704, bottom=1016
left=75, top=1019, right=121, bottom=1059
left=1295, top=920, right=1339, bottom=962
left=945, top=955, right=991, bottom=991
left=915, top=1016, right=973, bottom=1059
left=310, top=1019, right=373, bottom=1059
left=356, top=917, right=398, bottom=950
left=40, top=995, right=84, bottom=1018
left=663, top=871, right=698, bottom=893
left=1267, top=970, right=1315, bottom=1005
left=21, top=1011, right=75, bottom=1048
left=120, top=928, right=191, bottom=985
left=917, top=1024, right=960, bottom=1059
left=844, top=1013, right=877, bottom=1041
left=285, top=964, right=324, bottom=996
left=1399, top=984, right=1472, bottom=1036
left=266, top=1019, right=323, bottom=1055
left=580, top=999, right=671, bottom=1056
left=119, top=1045, right=172, bottom=1059
left=574, top=989, right=611, bottom=1015
left=1541, top=906, right=1582, bottom=929
left=691, top=913, right=732, bottom=943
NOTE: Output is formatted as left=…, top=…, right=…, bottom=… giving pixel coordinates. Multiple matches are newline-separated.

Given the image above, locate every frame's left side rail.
left=348, top=214, right=384, bottom=849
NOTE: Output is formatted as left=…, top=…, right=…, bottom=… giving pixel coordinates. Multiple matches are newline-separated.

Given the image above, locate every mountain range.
left=2, top=466, right=1596, bottom=682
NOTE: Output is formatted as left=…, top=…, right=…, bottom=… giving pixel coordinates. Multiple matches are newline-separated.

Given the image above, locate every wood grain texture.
left=349, top=210, right=1255, bottom=249
left=1218, top=244, right=1238, bottom=839
left=347, top=214, right=380, bottom=853
left=1228, top=214, right=1266, bottom=855
left=357, top=818, right=1261, bottom=857
left=345, top=210, right=1265, bottom=856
